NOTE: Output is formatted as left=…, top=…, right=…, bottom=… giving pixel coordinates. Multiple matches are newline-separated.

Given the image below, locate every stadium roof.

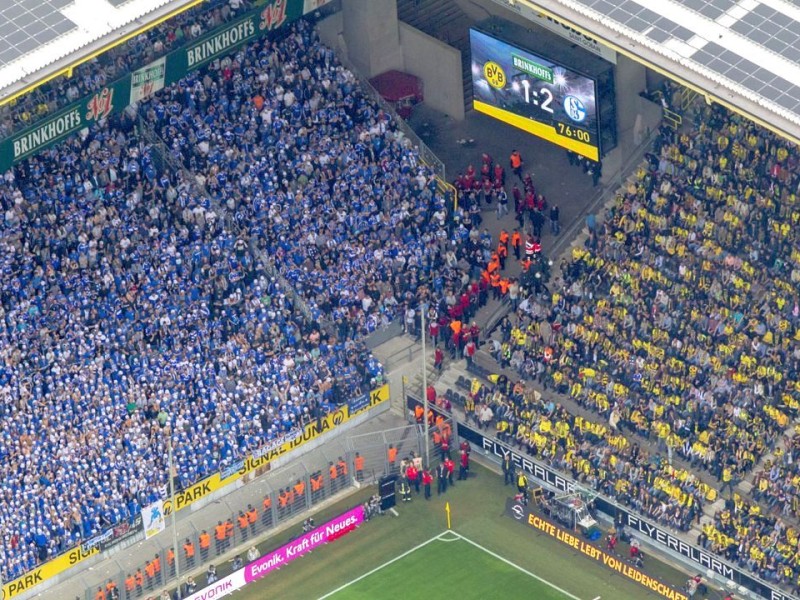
left=0, top=0, right=202, bottom=105
left=501, top=0, right=800, bottom=145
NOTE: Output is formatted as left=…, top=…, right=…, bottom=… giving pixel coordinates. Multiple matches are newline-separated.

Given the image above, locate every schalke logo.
left=563, top=95, right=587, bottom=123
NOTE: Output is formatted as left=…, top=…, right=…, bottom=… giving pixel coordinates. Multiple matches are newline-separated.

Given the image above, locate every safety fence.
left=76, top=438, right=348, bottom=600
left=73, top=417, right=450, bottom=600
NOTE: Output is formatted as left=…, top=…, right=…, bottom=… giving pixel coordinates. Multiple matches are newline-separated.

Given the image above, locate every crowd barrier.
left=7, top=384, right=388, bottom=600
left=69, top=410, right=441, bottom=600
left=184, top=505, right=365, bottom=600
left=76, top=440, right=354, bottom=600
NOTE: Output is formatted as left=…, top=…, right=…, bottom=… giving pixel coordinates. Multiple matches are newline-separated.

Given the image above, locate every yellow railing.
left=679, top=87, right=699, bottom=112
left=663, top=107, right=682, bottom=130
left=436, top=177, right=458, bottom=211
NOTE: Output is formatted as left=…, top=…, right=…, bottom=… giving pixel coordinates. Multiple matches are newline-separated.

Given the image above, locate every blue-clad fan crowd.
left=0, top=16, right=486, bottom=581
left=4, top=5, right=800, bottom=598
left=0, top=0, right=251, bottom=141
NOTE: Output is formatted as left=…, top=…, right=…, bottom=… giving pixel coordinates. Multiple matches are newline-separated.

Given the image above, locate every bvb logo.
left=483, top=61, right=506, bottom=89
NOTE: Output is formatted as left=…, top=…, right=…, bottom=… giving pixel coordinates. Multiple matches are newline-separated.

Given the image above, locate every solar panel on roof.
left=781, top=45, right=800, bottom=61
left=0, top=0, right=78, bottom=67
left=752, top=3, right=778, bottom=19
left=775, top=93, right=800, bottom=111
left=672, top=25, right=694, bottom=41
left=763, top=37, right=788, bottom=53
left=1, top=4, right=25, bottom=19
left=607, top=0, right=641, bottom=18
left=775, top=27, right=798, bottom=44
left=739, top=76, right=765, bottom=93
left=750, top=67, right=776, bottom=85
left=646, top=28, right=671, bottom=43
left=625, top=17, right=650, bottom=32
left=738, top=10, right=765, bottom=28
left=539, top=0, right=800, bottom=134
left=689, top=0, right=737, bottom=20
left=744, top=28, right=771, bottom=44
left=52, top=19, right=76, bottom=34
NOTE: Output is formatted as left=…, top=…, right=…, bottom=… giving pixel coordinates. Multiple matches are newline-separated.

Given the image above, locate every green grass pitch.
left=321, top=531, right=578, bottom=600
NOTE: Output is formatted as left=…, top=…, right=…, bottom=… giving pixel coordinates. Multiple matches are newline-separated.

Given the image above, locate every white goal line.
left=317, top=529, right=585, bottom=600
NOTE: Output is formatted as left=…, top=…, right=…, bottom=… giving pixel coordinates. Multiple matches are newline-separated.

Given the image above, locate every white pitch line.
left=318, top=530, right=584, bottom=600
left=316, top=532, right=445, bottom=599
left=449, top=531, right=583, bottom=600
left=592, top=596, right=602, bottom=600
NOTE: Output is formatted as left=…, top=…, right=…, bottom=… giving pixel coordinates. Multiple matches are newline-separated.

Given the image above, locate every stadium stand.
left=0, top=14, right=503, bottom=584
left=5, top=1, right=800, bottom=596
left=142, top=26, right=492, bottom=341
left=465, top=101, right=800, bottom=591
left=0, top=0, right=249, bottom=141
left=464, top=376, right=709, bottom=533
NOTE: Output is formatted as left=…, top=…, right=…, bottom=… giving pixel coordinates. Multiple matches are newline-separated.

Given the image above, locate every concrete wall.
left=319, top=10, right=466, bottom=122
left=341, top=0, right=404, bottom=77
left=399, top=23, right=465, bottom=121
left=614, top=55, right=662, bottom=156
left=316, top=9, right=344, bottom=54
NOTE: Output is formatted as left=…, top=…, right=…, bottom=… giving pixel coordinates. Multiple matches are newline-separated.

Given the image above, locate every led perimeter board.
left=470, top=28, right=602, bottom=161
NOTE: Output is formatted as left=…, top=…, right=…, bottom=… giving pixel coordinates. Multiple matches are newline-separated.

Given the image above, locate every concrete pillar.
left=342, top=0, right=404, bottom=77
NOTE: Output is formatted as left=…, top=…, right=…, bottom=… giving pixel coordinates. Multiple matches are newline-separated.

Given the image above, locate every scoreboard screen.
left=470, top=28, right=600, bottom=161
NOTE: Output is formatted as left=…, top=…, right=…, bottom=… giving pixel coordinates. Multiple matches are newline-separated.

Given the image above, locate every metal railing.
left=336, top=54, right=446, bottom=182
left=68, top=421, right=446, bottom=600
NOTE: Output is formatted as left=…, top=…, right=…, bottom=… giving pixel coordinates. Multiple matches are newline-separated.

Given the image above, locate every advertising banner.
left=303, top=0, right=334, bottom=12
left=1, top=545, right=99, bottom=598
left=130, top=56, right=166, bottom=103
left=142, top=500, right=166, bottom=539
left=245, top=505, right=364, bottom=583
left=4, top=79, right=129, bottom=166
left=455, top=417, right=789, bottom=600
left=0, top=0, right=313, bottom=173
left=81, top=515, right=143, bottom=553
left=505, top=499, right=687, bottom=600
left=184, top=505, right=364, bottom=600
left=169, top=0, right=306, bottom=78
left=348, top=392, right=370, bottom=415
